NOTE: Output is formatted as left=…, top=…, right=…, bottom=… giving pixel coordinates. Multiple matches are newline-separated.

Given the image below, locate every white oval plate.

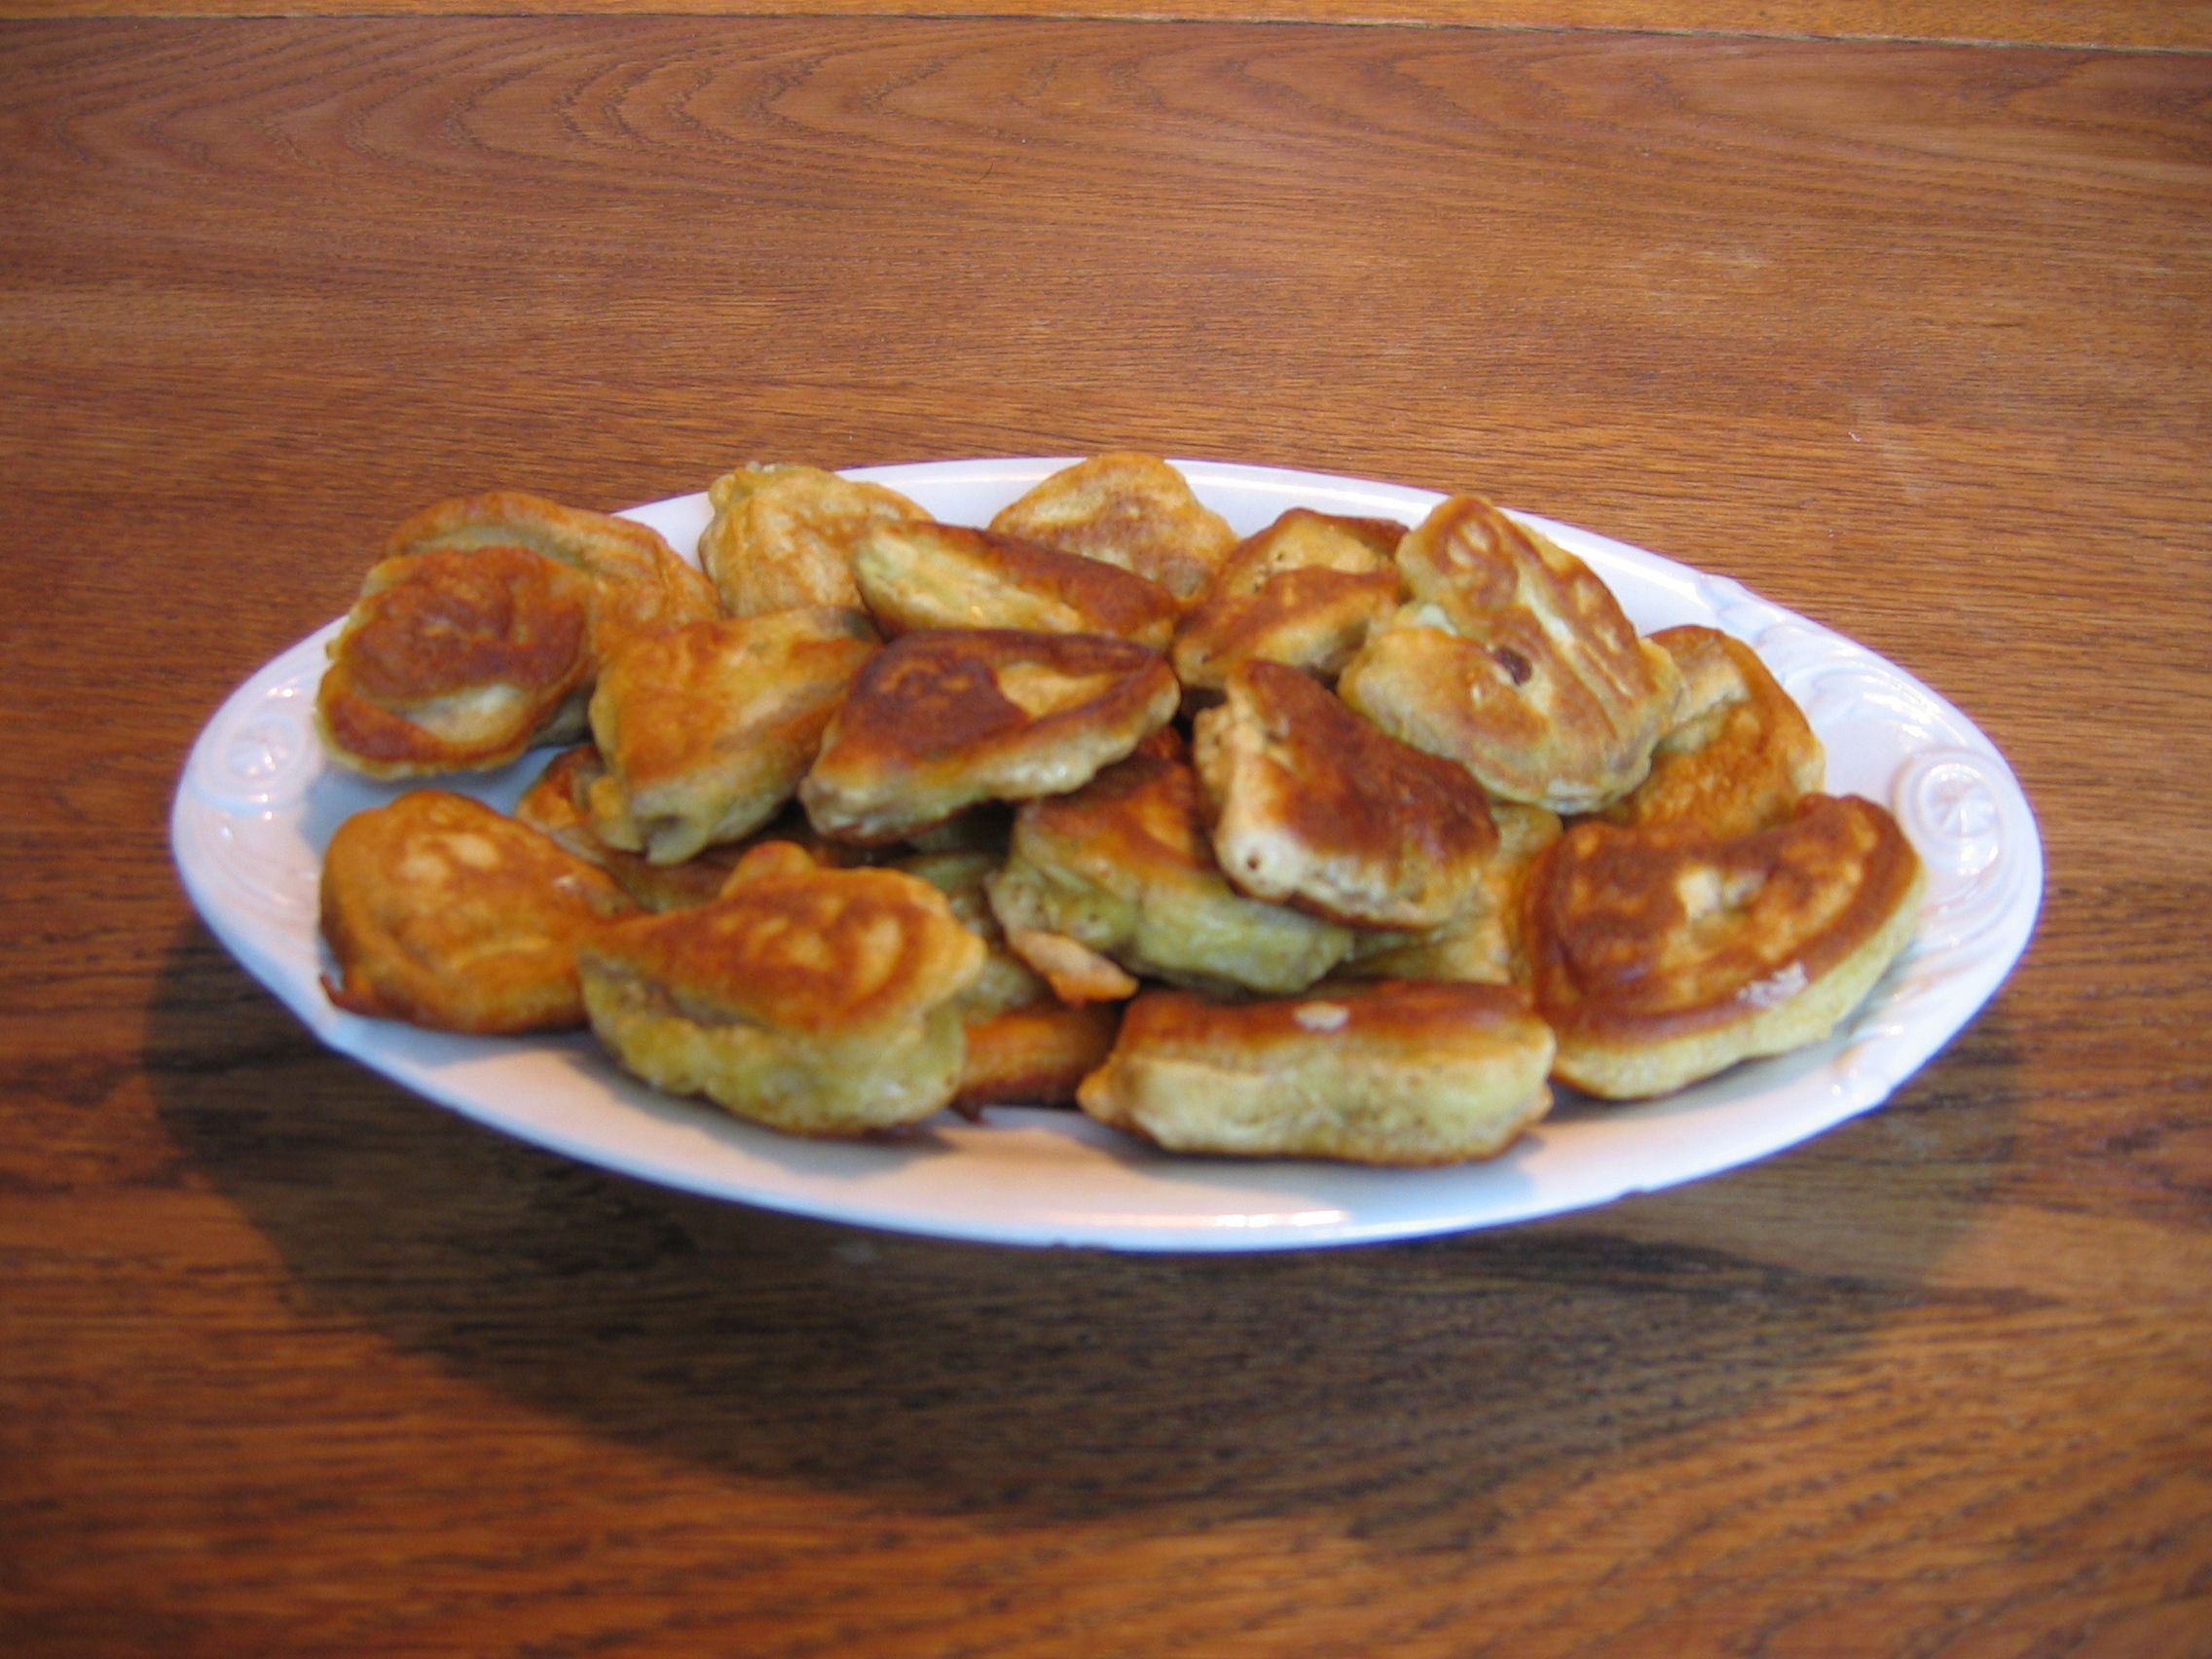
left=172, top=459, right=2041, bottom=1251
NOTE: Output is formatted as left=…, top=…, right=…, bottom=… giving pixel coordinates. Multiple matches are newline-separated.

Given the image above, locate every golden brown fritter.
left=585, top=608, right=879, bottom=866
left=514, top=744, right=751, bottom=911
left=1600, top=624, right=1824, bottom=838
left=987, top=453, right=1238, bottom=605
left=1340, top=495, right=1681, bottom=814
left=852, top=519, right=1180, bottom=649
left=1337, top=799, right=1561, bottom=985
left=985, top=735, right=1354, bottom=996
left=319, top=789, right=636, bottom=1033
left=384, top=490, right=719, bottom=655
left=697, top=462, right=930, bottom=618
left=955, top=1002, right=1124, bottom=1111
left=1171, top=508, right=1406, bottom=693
left=799, top=628, right=1179, bottom=845
left=892, top=847, right=1054, bottom=1022
left=1194, top=660, right=1499, bottom=930
left=1522, top=793, right=1926, bottom=1099
left=1077, top=979, right=1555, bottom=1165
left=316, top=544, right=598, bottom=780
left=577, top=856, right=988, bottom=1137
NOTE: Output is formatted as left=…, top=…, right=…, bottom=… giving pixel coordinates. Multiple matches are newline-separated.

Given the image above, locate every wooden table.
left=4, top=3, right=2206, bottom=1653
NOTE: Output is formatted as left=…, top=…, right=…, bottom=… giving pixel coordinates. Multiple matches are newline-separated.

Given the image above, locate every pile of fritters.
left=314, top=457, right=1924, bottom=1164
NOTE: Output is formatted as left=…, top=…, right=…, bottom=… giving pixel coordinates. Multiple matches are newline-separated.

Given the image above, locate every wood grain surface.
left=3, top=14, right=2208, bottom=1658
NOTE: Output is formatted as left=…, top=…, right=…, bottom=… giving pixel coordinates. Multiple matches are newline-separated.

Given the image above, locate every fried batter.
left=988, top=453, right=1238, bottom=605
left=1195, top=660, right=1499, bottom=930
left=514, top=743, right=751, bottom=910
left=1600, top=624, right=1824, bottom=838
left=853, top=519, right=1179, bottom=649
left=956, top=1002, right=1124, bottom=1110
left=1172, top=508, right=1405, bottom=693
left=1340, top=495, right=1681, bottom=814
left=316, top=544, right=598, bottom=780
left=320, top=789, right=635, bottom=1033
left=577, top=860, right=988, bottom=1136
left=384, top=490, right=719, bottom=654
left=985, top=737, right=1354, bottom=996
left=698, top=462, right=930, bottom=618
left=799, top=628, right=1179, bottom=845
left=1522, top=793, right=1926, bottom=1099
left=1077, top=979, right=1555, bottom=1165
left=585, top=608, right=879, bottom=866
left=1337, top=799, right=1561, bottom=985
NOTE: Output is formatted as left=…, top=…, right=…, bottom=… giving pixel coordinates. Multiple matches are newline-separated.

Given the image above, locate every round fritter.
left=1522, top=793, right=1926, bottom=1099
left=799, top=628, right=1180, bottom=845
left=577, top=859, right=988, bottom=1137
left=985, top=734, right=1354, bottom=996
left=1337, top=799, right=1562, bottom=986
left=584, top=608, right=879, bottom=866
left=1600, top=624, right=1824, bottom=838
left=1172, top=508, right=1406, bottom=692
left=1339, top=495, right=1681, bottom=814
left=383, top=490, right=719, bottom=655
left=987, top=453, right=1238, bottom=605
left=1077, top=979, right=1556, bottom=1166
left=316, top=544, right=598, bottom=780
left=1195, top=660, right=1500, bottom=930
left=697, top=462, right=930, bottom=618
left=319, top=789, right=636, bottom=1033
left=852, top=519, right=1180, bottom=649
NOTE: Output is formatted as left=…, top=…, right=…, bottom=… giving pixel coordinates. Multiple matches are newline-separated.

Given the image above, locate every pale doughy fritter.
left=584, top=608, right=879, bottom=866
left=1522, top=793, right=1925, bottom=1099
left=384, top=490, right=719, bottom=655
left=853, top=519, right=1179, bottom=649
left=317, top=544, right=598, bottom=780
left=698, top=462, right=930, bottom=618
left=988, top=453, right=1238, bottom=605
left=1195, top=660, right=1499, bottom=930
left=320, top=789, right=635, bottom=1033
left=1601, top=624, right=1824, bottom=838
left=1340, top=495, right=1681, bottom=814
left=800, top=628, right=1179, bottom=845
left=577, top=858, right=987, bottom=1136
left=1338, top=800, right=1561, bottom=985
left=1077, top=979, right=1555, bottom=1165
left=893, top=848, right=1053, bottom=1022
left=985, top=734, right=1354, bottom=996
left=1172, top=508, right=1405, bottom=693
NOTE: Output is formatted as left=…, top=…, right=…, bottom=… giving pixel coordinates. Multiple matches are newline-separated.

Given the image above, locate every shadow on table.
left=149, top=918, right=2027, bottom=1543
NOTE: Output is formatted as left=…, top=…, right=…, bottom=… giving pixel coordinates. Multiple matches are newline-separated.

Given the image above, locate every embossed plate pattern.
left=171, top=460, right=2041, bottom=1251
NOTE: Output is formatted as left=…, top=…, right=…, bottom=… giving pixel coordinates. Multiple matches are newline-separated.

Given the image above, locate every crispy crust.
left=956, top=1002, right=1124, bottom=1110
left=316, top=545, right=598, bottom=780
left=853, top=520, right=1179, bottom=649
left=988, top=453, right=1238, bottom=604
left=1076, top=979, right=1555, bottom=1165
left=1195, top=660, right=1500, bottom=929
left=1340, top=495, right=1681, bottom=814
left=799, top=627, right=1179, bottom=844
left=319, top=789, right=636, bottom=1033
left=1172, top=508, right=1406, bottom=691
left=697, top=463, right=929, bottom=618
left=1523, top=793, right=1926, bottom=1098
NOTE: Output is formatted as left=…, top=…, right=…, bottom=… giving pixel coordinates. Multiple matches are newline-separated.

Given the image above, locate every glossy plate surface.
left=172, top=460, right=2041, bottom=1251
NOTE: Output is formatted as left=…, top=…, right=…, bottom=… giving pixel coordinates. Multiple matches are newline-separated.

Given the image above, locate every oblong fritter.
left=985, top=734, right=1354, bottom=996
left=1522, top=793, right=1926, bottom=1099
left=320, top=789, right=636, bottom=1033
left=987, top=452, right=1238, bottom=605
left=1172, top=508, right=1406, bottom=692
left=1195, top=660, right=1499, bottom=930
left=383, top=490, right=719, bottom=655
left=1076, top=979, right=1556, bottom=1166
left=1340, top=495, right=1681, bottom=814
left=1337, top=799, right=1562, bottom=986
left=697, top=462, right=929, bottom=618
left=799, top=628, right=1179, bottom=845
left=1600, top=624, right=1824, bottom=838
left=515, top=743, right=752, bottom=910
left=852, top=519, right=1180, bottom=649
left=316, top=544, right=598, bottom=780
left=577, top=858, right=988, bottom=1137
left=585, top=608, right=879, bottom=866
left=956, top=1002, right=1124, bottom=1111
